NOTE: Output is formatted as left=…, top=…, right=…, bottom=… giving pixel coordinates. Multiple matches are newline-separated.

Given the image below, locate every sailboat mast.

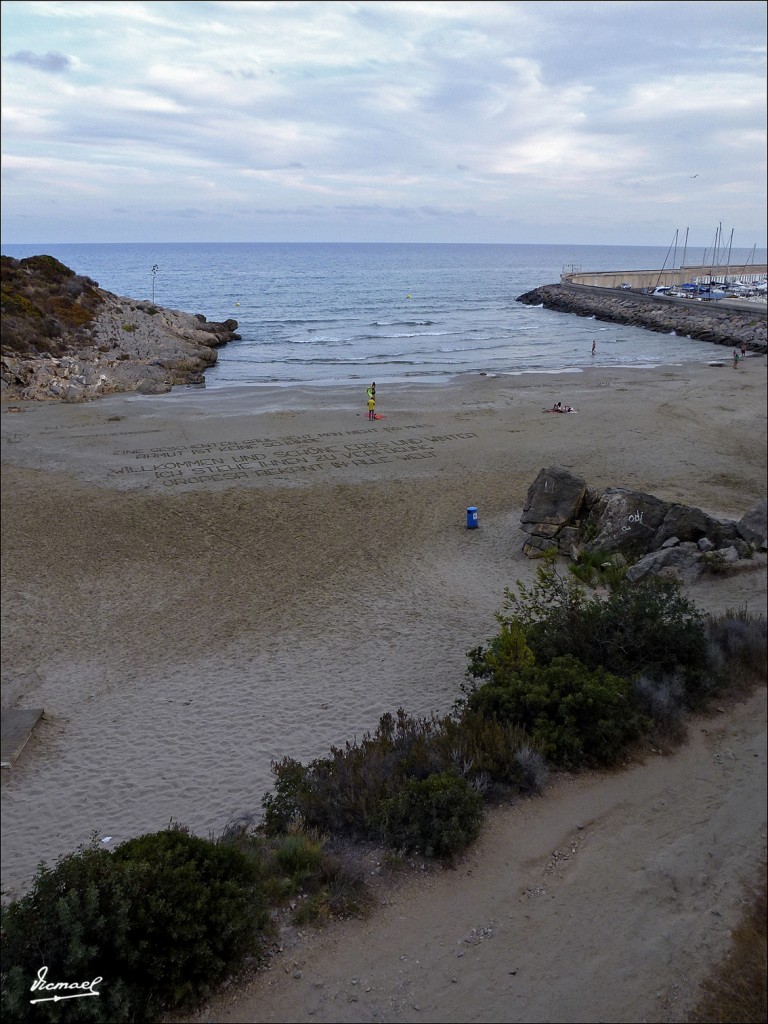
left=725, top=229, right=734, bottom=283
left=655, top=231, right=678, bottom=290
left=681, top=227, right=689, bottom=279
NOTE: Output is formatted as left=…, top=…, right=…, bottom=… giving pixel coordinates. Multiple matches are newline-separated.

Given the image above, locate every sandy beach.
left=2, top=358, right=767, bottom=1021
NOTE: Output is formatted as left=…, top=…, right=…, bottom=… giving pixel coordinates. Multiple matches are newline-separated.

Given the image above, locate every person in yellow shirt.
left=367, top=394, right=376, bottom=420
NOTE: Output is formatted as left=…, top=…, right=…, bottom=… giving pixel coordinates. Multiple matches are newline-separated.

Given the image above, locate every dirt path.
left=190, top=687, right=766, bottom=1024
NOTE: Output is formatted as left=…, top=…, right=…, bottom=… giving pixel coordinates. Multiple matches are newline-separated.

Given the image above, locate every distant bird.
left=690, top=174, right=699, bottom=178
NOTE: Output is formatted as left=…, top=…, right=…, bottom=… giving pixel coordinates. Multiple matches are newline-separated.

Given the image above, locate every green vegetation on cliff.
left=0, top=255, right=104, bottom=358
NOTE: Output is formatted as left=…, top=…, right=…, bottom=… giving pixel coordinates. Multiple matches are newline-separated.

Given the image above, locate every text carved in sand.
left=111, top=425, right=477, bottom=484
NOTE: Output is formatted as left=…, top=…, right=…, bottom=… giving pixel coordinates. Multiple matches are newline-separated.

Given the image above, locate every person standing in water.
left=591, top=339, right=596, bottom=356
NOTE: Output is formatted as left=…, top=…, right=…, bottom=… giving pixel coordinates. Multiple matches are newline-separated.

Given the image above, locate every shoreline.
left=3, top=351, right=755, bottom=412
left=2, top=357, right=767, bottom=903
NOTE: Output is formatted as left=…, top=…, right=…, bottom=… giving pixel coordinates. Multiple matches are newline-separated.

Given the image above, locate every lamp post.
left=151, top=265, right=159, bottom=305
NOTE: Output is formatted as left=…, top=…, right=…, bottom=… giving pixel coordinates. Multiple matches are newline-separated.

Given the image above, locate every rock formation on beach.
left=517, top=283, right=767, bottom=353
left=0, top=254, right=240, bottom=401
left=520, top=465, right=767, bottom=582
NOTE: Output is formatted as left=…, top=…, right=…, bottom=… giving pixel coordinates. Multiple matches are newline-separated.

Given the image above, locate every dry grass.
left=689, top=864, right=767, bottom=1023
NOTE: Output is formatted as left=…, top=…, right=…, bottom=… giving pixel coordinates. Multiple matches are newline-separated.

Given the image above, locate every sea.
left=2, top=242, right=765, bottom=388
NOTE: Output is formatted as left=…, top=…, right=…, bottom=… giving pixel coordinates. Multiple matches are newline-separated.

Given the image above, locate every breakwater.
left=517, top=284, right=767, bottom=354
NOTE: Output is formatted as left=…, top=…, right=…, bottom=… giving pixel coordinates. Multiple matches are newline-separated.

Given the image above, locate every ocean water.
left=2, top=242, right=764, bottom=387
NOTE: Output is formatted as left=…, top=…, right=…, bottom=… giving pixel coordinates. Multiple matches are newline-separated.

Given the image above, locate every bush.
left=568, top=550, right=627, bottom=588
left=0, top=827, right=266, bottom=1023
left=262, top=710, right=449, bottom=843
left=493, top=552, right=709, bottom=699
left=273, top=828, right=327, bottom=881
left=261, top=706, right=541, bottom=857
left=375, top=771, right=484, bottom=858
left=465, top=655, right=648, bottom=768
left=1, top=847, right=134, bottom=1024
left=439, top=711, right=546, bottom=795
left=632, top=673, right=688, bottom=745
left=109, top=829, right=264, bottom=1010
left=706, top=608, right=767, bottom=691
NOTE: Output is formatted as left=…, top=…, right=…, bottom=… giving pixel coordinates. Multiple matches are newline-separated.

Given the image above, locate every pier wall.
left=563, top=264, right=767, bottom=290
left=516, top=283, right=767, bottom=354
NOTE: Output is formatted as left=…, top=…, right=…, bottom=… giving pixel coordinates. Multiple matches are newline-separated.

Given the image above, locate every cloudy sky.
left=1, top=0, right=766, bottom=247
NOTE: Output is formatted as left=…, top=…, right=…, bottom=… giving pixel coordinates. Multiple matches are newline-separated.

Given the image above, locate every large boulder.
left=582, top=487, right=669, bottom=555
left=625, top=544, right=704, bottom=584
left=520, top=467, right=587, bottom=540
left=653, top=503, right=740, bottom=549
left=517, top=470, right=765, bottom=576
left=737, top=498, right=768, bottom=550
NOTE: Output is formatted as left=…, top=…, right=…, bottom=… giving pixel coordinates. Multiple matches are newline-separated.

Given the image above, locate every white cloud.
left=1, top=0, right=765, bottom=244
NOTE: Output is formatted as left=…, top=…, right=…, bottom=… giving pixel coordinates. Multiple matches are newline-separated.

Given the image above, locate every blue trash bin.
left=466, top=506, right=478, bottom=529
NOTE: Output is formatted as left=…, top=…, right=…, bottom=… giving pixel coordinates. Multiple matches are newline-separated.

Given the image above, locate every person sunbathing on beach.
left=552, top=401, right=562, bottom=411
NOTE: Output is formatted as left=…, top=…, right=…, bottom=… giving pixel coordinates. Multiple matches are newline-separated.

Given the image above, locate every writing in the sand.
left=111, top=426, right=477, bottom=484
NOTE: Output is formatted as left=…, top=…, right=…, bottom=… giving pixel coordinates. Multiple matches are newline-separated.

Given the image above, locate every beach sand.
left=2, top=358, right=767, bottom=1021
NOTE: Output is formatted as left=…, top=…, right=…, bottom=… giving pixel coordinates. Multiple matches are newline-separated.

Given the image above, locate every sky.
left=1, top=0, right=766, bottom=248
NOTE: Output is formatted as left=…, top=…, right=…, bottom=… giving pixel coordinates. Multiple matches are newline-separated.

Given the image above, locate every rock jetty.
left=517, top=284, right=767, bottom=353
left=1, top=254, right=240, bottom=402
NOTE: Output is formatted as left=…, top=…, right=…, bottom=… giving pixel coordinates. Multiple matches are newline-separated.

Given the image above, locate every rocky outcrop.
left=519, top=467, right=587, bottom=541
left=520, top=465, right=766, bottom=582
left=1, top=254, right=240, bottom=402
left=516, top=284, right=767, bottom=353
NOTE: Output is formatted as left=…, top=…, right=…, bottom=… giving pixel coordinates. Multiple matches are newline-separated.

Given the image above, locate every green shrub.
left=262, top=702, right=547, bottom=857
left=261, top=755, right=312, bottom=835
left=0, top=286, right=44, bottom=319
left=212, top=816, right=369, bottom=926
left=262, top=710, right=448, bottom=842
left=375, top=771, right=484, bottom=858
left=109, top=828, right=264, bottom=1010
left=274, top=829, right=326, bottom=882
left=465, top=620, right=535, bottom=685
left=19, top=255, right=75, bottom=281
left=465, top=655, right=648, bottom=768
left=274, top=830, right=369, bottom=924
left=568, top=550, right=628, bottom=588
left=1, top=847, right=134, bottom=1024
left=494, top=551, right=708, bottom=698
left=439, top=711, right=545, bottom=795
left=0, top=827, right=266, bottom=1023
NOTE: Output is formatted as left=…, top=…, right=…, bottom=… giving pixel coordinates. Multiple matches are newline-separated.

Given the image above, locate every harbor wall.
left=563, top=263, right=767, bottom=290
left=516, top=283, right=767, bottom=354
